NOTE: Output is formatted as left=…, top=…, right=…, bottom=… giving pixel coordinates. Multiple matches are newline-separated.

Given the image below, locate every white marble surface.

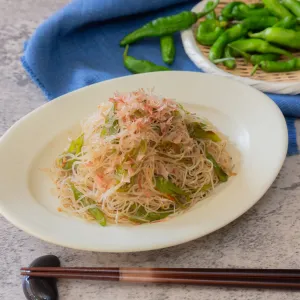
left=1, top=1, right=300, bottom=299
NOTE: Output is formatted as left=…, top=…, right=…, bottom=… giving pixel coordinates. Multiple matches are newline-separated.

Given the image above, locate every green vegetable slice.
left=70, top=184, right=106, bottom=226
left=188, top=122, right=221, bottom=142
left=155, top=176, right=190, bottom=206
left=129, top=205, right=172, bottom=223
left=206, top=152, right=228, bottom=182
left=58, top=134, right=84, bottom=170
left=101, top=106, right=119, bottom=137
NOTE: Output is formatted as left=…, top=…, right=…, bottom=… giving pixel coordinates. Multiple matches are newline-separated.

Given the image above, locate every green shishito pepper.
left=206, top=152, right=228, bottom=182
left=263, top=0, right=293, bottom=18
left=222, top=2, right=270, bottom=20
left=120, top=0, right=220, bottom=46
left=205, top=1, right=217, bottom=20
left=229, top=39, right=292, bottom=57
left=155, top=176, right=190, bottom=206
left=196, top=20, right=227, bottom=46
left=209, top=16, right=278, bottom=62
left=273, top=16, right=297, bottom=29
left=221, top=1, right=244, bottom=19
left=187, top=122, right=221, bottom=142
left=282, top=0, right=300, bottom=18
left=71, top=184, right=106, bottom=226
left=259, top=58, right=300, bottom=72
left=249, top=53, right=280, bottom=65
left=249, top=27, right=300, bottom=50
left=223, top=45, right=236, bottom=69
left=58, top=134, right=84, bottom=170
left=160, top=35, right=176, bottom=65
left=227, top=42, right=281, bottom=65
left=123, top=45, right=169, bottom=74
left=232, top=4, right=270, bottom=20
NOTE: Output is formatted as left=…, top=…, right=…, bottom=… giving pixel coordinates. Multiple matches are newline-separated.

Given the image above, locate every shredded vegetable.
left=52, top=89, right=234, bottom=225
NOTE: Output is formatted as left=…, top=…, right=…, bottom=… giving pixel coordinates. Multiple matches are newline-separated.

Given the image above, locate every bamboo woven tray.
left=181, top=0, right=300, bottom=95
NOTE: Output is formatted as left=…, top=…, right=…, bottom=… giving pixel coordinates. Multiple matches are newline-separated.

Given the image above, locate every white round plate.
left=0, top=72, right=287, bottom=252
left=181, top=0, right=300, bottom=95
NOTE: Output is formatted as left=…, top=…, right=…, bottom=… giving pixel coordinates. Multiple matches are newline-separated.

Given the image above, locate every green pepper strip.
left=58, top=134, right=84, bottom=170
left=249, top=27, right=300, bottom=50
left=206, top=152, right=228, bottom=182
left=155, top=176, right=190, bottom=207
left=71, top=184, right=106, bottom=226
left=129, top=205, right=172, bottom=224
left=187, top=122, right=221, bottom=142
left=160, top=35, right=176, bottom=65
left=123, top=45, right=169, bottom=74
left=120, top=0, right=220, bottom=46
left=100, top=105, right=119, bottom=137
left=116, top=140, right=147, bottom=192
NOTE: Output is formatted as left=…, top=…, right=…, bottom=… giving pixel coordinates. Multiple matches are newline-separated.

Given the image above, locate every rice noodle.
left=51, top=89, right=234, bottom=225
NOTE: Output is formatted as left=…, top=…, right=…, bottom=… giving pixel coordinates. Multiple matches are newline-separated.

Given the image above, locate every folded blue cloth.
left=22, top=0, right=299, bottom=155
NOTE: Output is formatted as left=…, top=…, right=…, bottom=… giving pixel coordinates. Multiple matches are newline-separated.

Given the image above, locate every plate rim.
left=0, top=71, right=288, bottom=252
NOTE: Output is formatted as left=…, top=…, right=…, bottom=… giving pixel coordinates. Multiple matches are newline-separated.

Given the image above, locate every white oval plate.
left=0, top=72, right=287, bottom=252
left=181, top=0, right=300, bottom=95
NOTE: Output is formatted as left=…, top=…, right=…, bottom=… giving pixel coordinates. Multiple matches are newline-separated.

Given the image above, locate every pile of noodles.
left=52, top=89, right=234, bottom=225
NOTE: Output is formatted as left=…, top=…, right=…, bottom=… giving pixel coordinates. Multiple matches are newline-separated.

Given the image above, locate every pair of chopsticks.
left=20, top=267, right=300, bottom=289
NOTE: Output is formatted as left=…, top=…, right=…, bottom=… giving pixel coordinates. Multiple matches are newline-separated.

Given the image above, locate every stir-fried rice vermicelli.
left=52, top=89, right=234, bottom=226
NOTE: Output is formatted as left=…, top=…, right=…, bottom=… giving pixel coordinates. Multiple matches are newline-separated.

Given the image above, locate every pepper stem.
left=228, top=45, right=251, bottom=63
left=213, top=57, right=236, bottom=64
left=123, top=45, right=129, bottom=58
left=251, top=64, right=259, bottom=76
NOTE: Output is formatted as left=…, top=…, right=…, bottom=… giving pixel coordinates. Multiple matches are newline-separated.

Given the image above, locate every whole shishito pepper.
left=249, top=27, right=300, bottom=50
left=259, top=58, right=300, bottom=72
left=205, top=1, right=217, bottom=20
left=232, top=4, right=270, bottom=20
left=282, top=0, right=300, bottom=18
left=209, top=24, right=246, bottom=61
left=123, top=45, right=169, bottom=73
left=196, top=20, right=227, bottom=46
left=227, top=44, right=280, bottom=65
left=209, top=16, right=278, bottom=61
left=250, top=53, right=280, bottom=65
left=120, top=0, right=220, bottom=46
left=229, top=38, right=292, bottom=57
left=273, top=16, right=297, bottom=29
left=262, top=0, right=293, bottom=18
left=221, top=1, right=244, bottom=19
left=221, top=2, right=269, bottom=20
left=160, top=35, right=176, bottom=65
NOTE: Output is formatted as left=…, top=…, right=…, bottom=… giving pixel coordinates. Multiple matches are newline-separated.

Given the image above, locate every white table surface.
left=0, top=1, right=300, bottom=299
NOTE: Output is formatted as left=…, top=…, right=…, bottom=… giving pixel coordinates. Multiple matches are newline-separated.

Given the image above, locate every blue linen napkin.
left=21, top=0, right=299, bottom=155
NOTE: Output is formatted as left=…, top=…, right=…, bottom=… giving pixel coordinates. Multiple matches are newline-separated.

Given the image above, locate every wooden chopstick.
left=20, top=267, right=300, bottom=290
